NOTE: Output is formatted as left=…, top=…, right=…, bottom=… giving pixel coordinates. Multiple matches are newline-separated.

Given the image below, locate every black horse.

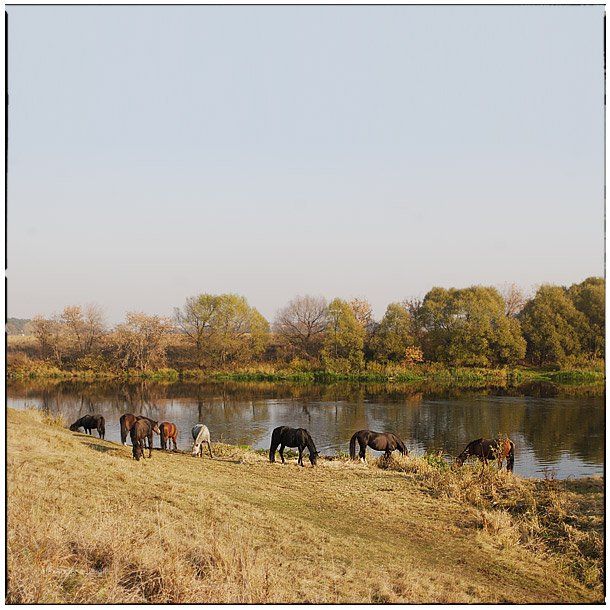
left=269, top=426, right=318, bottom=467
left=456, top=437, right=515, bottom=472
left=349, top=429, right=409, bottom=462
left=69, top=415, right=105, bottom=439
left=130, top=418, right=160, bottom=460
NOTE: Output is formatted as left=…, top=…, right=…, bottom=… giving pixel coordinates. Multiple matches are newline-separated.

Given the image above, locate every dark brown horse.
left=130, top=418, right=160, bottom=460
left=349, top=430, right=409, bottom=462
left=456, top=437, right=515, bottom=472
left=269, top=426, right=318, bottom=467
left=69, top=415, right=105, bottom=439
left=120, top=414, right=160, bottom=447
left=159, top=422, right=178, bottom=451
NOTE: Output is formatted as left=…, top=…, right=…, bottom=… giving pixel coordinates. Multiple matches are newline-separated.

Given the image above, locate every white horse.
left=191, top=424, right=214, bottom=458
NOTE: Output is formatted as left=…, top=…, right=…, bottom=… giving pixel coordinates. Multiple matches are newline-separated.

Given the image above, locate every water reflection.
left=7, top=380, right=604, bottom=479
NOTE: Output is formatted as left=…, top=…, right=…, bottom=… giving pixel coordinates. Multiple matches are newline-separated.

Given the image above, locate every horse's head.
left=309, top=451, right=319, bottom=467
left=399, top=442, right=409, bottom=457
left=151, top=422, right=160, bottom=434
left=132, top=443, right=143, bottom=461
left=455, top=452, right=467, bottom=467
left=191, top=442, right=201, bottom=457
left=69, top=423, right=79, bottom=431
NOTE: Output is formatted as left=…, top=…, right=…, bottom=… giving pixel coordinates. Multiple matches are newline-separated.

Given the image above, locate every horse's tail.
left=160, top=424, right=167, bottom=450
left=269, top=428, right=280, bottom=463
left=120, top=416, right=127, bottom=445
left=349, top=432, right=358, bottom=460
left=507, top=440, right=515, bottom=472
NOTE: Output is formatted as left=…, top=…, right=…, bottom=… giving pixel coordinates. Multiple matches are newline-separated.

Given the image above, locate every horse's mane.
left=303, top=430, right=317, bottom=455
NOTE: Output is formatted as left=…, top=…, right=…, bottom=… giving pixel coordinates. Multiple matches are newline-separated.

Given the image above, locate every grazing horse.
left=191, top=424, right=214, bottom=458
left=159, top=422, right=178, bottom=451
left=349, top=429, right=409, bottom=462
left=69, top=415, right=105, bottom=439
left=456, top=437, right=515, bottom=472
left=119, top=413, right=138, bottom=445
left=120, top=414, right=160, bottom=447
left=269, top=426, right=318, bottom=467
left=130, top=418, right=159, bottom=460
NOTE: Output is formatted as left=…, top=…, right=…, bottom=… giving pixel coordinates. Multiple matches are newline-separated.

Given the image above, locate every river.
left=7, top=379, right=604, bottom=479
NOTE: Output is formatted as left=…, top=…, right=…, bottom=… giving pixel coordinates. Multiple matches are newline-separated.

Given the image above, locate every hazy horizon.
left=8, top=6, right=604, bottom=324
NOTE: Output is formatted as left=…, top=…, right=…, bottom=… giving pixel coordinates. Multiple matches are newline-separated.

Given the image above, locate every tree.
left=322, top=298, right=365, bottom=372
left=113, top=312, right=173, bottom=372
left=568, top=277, right=605, bottom=358
left=500, top=283, right=528, bottom=317
left=31, top=315, right=65, bottom=364
left=370, top=302, right=416, bottom=363
left=273, top=295, right=328, bottom=360
left=420, top=286, right=526, bottom=366
left=175, top=294, right=270, bottom=366
left=520, top=285, right=588, bottom=365
left=60, top=304, right=106, bottom=359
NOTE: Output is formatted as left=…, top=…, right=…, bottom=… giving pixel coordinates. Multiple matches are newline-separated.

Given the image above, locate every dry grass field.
left=7, top=408, right=603, bottom=603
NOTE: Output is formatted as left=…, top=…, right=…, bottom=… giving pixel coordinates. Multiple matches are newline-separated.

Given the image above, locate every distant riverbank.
left=6, top=360, right=605, bottom=389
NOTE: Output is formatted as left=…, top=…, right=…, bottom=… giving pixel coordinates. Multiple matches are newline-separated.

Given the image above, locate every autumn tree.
left=322, top=298, right=365, bottom=372
left=113, top=312, right=173, bottom=372
left=520, top=285, right=588, bottom=365
left=370, top=302, right=416, bottom=363
left=175, top=294, right=269, bottom=367
left=273, top=295, right=328, bottom=360
left=568, top=277, right=605, bottom=358
left=31, top=315, right=65, bottom=364
left=420, top=286, right=526, bottom=366
left=500, top=283, right=528, bottom=317
left=60, top=304, right=106, bottom=359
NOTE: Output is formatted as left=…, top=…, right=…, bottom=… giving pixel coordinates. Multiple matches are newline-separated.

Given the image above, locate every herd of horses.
left=68, top=415, right=515, bottom=471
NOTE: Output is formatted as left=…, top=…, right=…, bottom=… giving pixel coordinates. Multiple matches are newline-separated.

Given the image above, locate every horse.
left=269, top=426, right=318, bottom=467
left=119, top=413, right=138, bottom=445
left=120, top=414, right=160, bottom=447
left=349, top=430, right=409, bottom=462
left=159, top=422, right=178, bottom=451
left=191, top=424, right=214, bottom=458
left=456, top=437, right=515, bottom=472
left=69, top=415, right=105, bottom=439
left=130, top=418, right=159, bottom=460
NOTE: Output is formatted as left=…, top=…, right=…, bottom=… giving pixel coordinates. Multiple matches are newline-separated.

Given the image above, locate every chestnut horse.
left=159, top=422, right=178, bottom=451
left=456, top=437, right=515, bottom=472
left=269, top=426, right=318, bottom=467
left=69, top=415, right=105, bottom=439
left=349, top=429, right=408, bottom=462
left=130, top=418, right=160, bottom=460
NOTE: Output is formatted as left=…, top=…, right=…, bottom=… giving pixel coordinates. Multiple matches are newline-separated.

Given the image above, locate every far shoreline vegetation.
left=7, top=278, right=605, bottom=388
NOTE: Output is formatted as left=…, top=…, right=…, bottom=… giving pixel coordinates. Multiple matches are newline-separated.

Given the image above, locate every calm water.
left=7, top=380, right=604, bottom=479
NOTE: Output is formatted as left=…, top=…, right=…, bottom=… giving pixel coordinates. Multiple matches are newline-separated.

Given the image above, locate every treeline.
left=8, top=277, right=604, bottom=376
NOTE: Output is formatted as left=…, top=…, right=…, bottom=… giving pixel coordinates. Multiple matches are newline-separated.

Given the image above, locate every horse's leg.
left=148, top=433, right=153, bottom=458
left=298, top=446, right=304, bottom=467
left=207, top=440, right=213, bottom=458
left=359, top=441, right=367, bottom=463
left=279, top=445, right=285, bottom=464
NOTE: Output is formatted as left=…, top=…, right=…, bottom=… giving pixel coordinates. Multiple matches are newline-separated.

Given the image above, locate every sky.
left=7, top=6, right=605, bottom=324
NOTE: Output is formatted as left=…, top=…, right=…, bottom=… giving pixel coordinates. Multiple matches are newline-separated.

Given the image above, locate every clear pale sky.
left=7, top=6, right=605, bottom=323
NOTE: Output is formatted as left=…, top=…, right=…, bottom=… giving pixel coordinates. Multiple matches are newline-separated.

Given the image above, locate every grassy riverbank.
left=6, top=358, right=605, bottom=388
left=7, top=409, right=603, bottom=603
